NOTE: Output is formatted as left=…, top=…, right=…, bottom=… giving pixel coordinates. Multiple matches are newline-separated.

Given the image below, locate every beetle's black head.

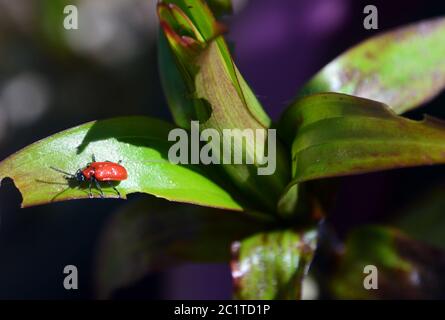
left=75, top=169, right=86, bottom=182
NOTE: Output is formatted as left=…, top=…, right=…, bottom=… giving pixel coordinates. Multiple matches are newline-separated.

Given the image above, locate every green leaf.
left=158, top=31, right=195, bottom=130
left=280, top=93, right=445, bottom=188
left=331, top=226, right=445, bottom=299
left=231, top=229, right=317, bottom=300
left=277, top=184, right=300, bottom=218
left=299, top=17, right=445, bottom=114
left=163, top=0, right=272, bottom=127
left=96, top=197, right=266, bottom=298
left=160, top=0, right=224, bottom=42
left=276, top=183, right=323, bottom=221
left=0, top=116, right=242, bottom=210
left=158, top=0, right=290, bottom=211
left=194, top=41, right=290, bottom=209
left=157, top=0, right=272, bottom=129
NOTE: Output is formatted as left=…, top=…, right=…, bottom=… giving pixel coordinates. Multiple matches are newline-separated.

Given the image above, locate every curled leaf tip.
left=158, top=3, right=205, bottom=41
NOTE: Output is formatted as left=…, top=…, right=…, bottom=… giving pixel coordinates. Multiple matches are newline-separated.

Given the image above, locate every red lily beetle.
left=50, top=155, right=128, bottom=198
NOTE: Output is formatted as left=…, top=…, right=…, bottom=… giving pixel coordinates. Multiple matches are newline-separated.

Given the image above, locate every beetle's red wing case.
left=82, top=162, right=128, bottom=181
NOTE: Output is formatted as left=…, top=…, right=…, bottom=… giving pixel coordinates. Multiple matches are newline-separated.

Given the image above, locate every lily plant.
left=1, top=0, right=445, bottom=299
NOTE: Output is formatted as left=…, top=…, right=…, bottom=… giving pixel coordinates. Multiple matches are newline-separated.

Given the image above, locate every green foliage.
left=0, top=117, right=242, bottom=210
left=299, top=17, right=445, bottom=115
left=1, top=1, right=445, bottom=300
left=158, top=0, right=289, bottom=210
left=231, top=229, right=317, bottom=300
left=281, top=93, right=445, bottom=186
left=158, top=31, right=195, bottom=130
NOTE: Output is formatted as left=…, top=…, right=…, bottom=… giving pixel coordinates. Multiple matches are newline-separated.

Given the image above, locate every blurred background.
left=0, top=0, right=444, bottom=299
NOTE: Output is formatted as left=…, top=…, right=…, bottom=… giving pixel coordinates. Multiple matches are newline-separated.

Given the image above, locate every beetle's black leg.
left=92, top=154, right=96, bottom=162
left=107, top=181, right=121, bottom=198
left=88, top=180, right=93, bottom=198
left=94, top=178, right=104, bottom=198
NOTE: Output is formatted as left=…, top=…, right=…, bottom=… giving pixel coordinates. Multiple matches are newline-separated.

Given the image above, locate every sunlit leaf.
left=231, top=229, right=317, bottom=300
left=299, top=17, right=445, bottom=114
left=331, top=226, right=445, bottom=299
left=158, top=0, right=290, bottom=211
left=0, top=116, right=243, bottom=210
left=194, top=41, right=290, bottom=209
left=96, top=197, right=267, bottom=298
left=280, top=93, right=445, bottom=188
left=157, top=0, right=272, bottom=131
left=160, top=0, right=224, bottom=41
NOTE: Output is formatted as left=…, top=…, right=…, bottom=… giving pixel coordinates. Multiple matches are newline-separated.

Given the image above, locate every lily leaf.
left=0, top=116, right=242, bottom=210
left=280, top=93, right=445, bottom=188
left=331, top=226, right=445, bottom=299
left=194, top=41, right=290, bottom=209
left=158, top=0, right=290, bottom=211
left=299, top=17, right=445, bottom=114
left=160, top=0, right=224, bottom=42
left=158, top=31, right=195, bottom=130
left=96, top=197, right=266, bottom=298
left=158, top=0, right=271, bottom=128
left=231, top=229, right=317, bottom=300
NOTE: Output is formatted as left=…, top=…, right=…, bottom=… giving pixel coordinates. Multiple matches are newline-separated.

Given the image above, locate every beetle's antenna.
left=49, top=166, right=75, bottom=178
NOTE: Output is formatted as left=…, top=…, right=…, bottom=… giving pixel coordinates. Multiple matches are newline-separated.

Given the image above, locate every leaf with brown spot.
left=231, top=229, right=317, bottom=300
left=299, top=17, right=445, bottom=114
left=279, top=93, right=445, bottom=193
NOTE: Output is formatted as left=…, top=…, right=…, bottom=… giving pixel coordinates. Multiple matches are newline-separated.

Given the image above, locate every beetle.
left=50, top=155, right=127, bottom=198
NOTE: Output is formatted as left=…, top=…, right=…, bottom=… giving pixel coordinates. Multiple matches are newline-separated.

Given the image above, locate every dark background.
left=0, top=0, right=444, bottom=299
